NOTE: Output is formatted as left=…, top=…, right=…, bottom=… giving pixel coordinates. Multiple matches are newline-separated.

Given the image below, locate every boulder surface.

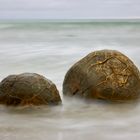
left=0, top=73, right=61, bottom=106
left=63, top=50, right=140, bottom=102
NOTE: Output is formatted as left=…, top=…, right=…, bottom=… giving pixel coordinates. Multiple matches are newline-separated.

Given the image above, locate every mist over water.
left=0, top=21, right=140, bottom=140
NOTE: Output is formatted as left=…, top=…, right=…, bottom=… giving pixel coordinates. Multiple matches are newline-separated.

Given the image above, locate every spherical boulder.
left=63, top=50, right=140, bottom=102
left=0, top=73, right=61, bottom=106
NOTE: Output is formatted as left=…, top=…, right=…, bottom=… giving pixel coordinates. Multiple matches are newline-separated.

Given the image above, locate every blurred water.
left=0, top=21, right=140, bottom=140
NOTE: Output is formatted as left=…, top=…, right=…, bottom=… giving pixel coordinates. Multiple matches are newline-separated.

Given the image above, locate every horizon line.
left=0, top=18, right=140, bottom=23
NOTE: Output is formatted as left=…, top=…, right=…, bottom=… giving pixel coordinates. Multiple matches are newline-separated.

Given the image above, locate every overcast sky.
left=0, top=0, right=140, bottom=19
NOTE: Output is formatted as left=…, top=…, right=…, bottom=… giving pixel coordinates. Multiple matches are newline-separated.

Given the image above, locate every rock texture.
left=0, top=73, right=61, bottom=106
left=63, top=50, right=140, bottom=102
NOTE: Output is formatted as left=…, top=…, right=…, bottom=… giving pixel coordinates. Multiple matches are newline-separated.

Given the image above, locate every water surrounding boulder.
left=0, top=73, right=61, bottom=106
left=63, top=50, right=140, bottom=102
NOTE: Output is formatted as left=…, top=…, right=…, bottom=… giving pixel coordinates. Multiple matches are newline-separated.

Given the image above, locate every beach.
left=0, top=20, right=140, bottom=140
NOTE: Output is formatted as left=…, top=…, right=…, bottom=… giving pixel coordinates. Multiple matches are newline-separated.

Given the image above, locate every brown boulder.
left=0, top=73, right=61, bottom=106
left=63, top=50, right=140, bottom=102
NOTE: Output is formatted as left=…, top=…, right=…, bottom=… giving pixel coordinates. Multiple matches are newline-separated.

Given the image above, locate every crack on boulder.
left=88, top=56, right=114, bottom=72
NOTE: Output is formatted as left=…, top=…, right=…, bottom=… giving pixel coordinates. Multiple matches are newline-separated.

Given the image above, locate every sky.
left=0, top=0, right=140, bottom=19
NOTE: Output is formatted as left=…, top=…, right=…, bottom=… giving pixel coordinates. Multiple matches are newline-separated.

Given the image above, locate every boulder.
left=0, top=73, right=61, bottom=106
left=63, top=50, right=140, bottom=102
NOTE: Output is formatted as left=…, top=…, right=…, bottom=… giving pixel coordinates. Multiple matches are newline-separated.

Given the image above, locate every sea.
left=0, top=19, right=140, bottom=140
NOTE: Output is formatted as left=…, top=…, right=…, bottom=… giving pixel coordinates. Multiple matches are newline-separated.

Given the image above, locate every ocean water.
left=0, top=21, right=140, bottom=140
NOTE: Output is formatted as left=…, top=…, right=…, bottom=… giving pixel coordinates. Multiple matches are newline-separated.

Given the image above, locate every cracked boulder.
left=0, top=73, right=61, bottom=106
left=63, top=50, right=140, bottom=102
